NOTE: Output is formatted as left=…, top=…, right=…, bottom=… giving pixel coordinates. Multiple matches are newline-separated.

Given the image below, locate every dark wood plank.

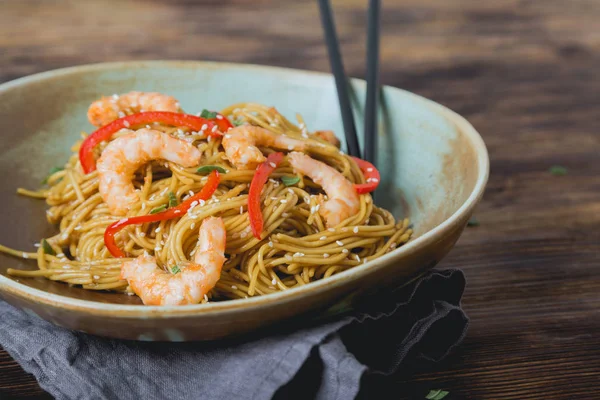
left=1, top=0, right=599, bottom=399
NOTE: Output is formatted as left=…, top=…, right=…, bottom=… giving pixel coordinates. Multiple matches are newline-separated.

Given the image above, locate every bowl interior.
left=0, top=61, right=481, bottom=306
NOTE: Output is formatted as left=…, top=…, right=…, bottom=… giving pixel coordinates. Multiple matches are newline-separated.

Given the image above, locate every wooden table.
left=1, top=0, right=599, bottom=398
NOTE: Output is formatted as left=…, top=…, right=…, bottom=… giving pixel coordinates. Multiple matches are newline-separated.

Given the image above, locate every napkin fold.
left=0, top=269, right=468, bottom=400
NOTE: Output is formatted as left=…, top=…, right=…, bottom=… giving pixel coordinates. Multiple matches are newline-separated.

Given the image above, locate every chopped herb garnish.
left=42, top=167, right=63, bottom=184
left=549, top=165, right=567, bottom=176
left=200, top=109, right=218, bottom=119
left=426, top=389, right=449, bottom=400
left=171, top=265, right=181, bottom=274
left=467, top=217, right=480, bottom=227
left=149, top=205, right=167, bottom=214
left=281, top=175, right=301, bottom=187
left=168, top=191, right=178, bottom=208
left=232, top=119, right=244, bottom=127
left=41, top=239, right=55, bottom=256
left=196, top=165, right=227, bottom=175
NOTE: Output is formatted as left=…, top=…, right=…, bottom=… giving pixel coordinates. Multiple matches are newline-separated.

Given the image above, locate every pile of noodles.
left=2, top=103, right=412, bottom=302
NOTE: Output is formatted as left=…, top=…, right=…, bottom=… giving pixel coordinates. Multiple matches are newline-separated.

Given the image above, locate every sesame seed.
left=155, top=247, right=162, bottom=252
left=34, top=243, right=40, bottom=248
left=269, top=179, right=277, bottom=184
left=271, top=278, right=277, bottom=285
left=112, top=94, right=119, bottom=100
left=118, top=111, right=126, bottom=118
left=287, top=188, right=294, bottom=194
left=240, top=206, right=244, bottom=214
left=285, top=255, right=292, bottom=261
left=353, top=227, right=359, bottom=233
left=62, top=265, right=70, bottom=269
left=93, top=275, right=100, bottom=280
left=145, top=125, right=151, bottom=129
left=224, top=134, right=232, bottom=139
left=336, top=240, right=344, bottom=246
left=22, top=252, right=28, bottom=259
left=240, top=232, right=248, bottom=239
left=390, top=242, right=397, bottom=249
left=304, top=197, right=310, bottom=204
left=56, top=253, right=65, bottom=258
left=231, top=285, right=238, bottom=290
left=204, top=294, right=209, bottom=302
left=366, top=167, right=373, bottom=172
left=341, top=227, right=348, bottom=232
left=268, top=241, right=274, bottom=248
left=269, top=162, right=276, bottom=168
left=141, top=203, right=146, bottom=210
left=155, top=227, right=161, bottom=233
left=174, top=210, right=181, bottom=214
left=201, top=124, right=208, bottom=131
left=211, top=125, right=218, bottom=133
left=342, top=249, right=349, bottom=254
left=199, top=199, right=206, bottom=206
left=190, top=223, right=196, bottom=230
left=282, top=212, right=290, bottom=217
left=139, top=232, right=146, bottom=237
left=328, top=228, right=335, bottom=232
left=320, top=236, right=327, bottom=240
left=123, top=121, right=130, bottom=128
left=323, top=253, right=330, bottom=258
left=354, top=254, right=361, bottom=262
left=280, top=199, right=287, bottom=204
left=310, top=206, right=316, bottom=214
left=216, top=114, right=223, bottom=120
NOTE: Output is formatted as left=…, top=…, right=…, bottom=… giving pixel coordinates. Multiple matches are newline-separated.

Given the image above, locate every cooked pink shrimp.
left=97, top=129, right=201, bottom=216
left=288, top=152, right=360, bottom=227
left=121, top=217, right=226, bottom=306
left=87, top=91, right=181, bottom=127
left=222, top=125, right=306, bottom=169
left=312, top=130, right=341, bottom=148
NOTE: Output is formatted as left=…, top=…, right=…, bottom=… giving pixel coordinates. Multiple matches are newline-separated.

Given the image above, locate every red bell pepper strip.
left=248, top=152, right=284, bottom=239
left=80, top=111, right=233, bottom=174
left=104, top=170, right=221, bottom=258
left=352, top=156, right=380, bottom=194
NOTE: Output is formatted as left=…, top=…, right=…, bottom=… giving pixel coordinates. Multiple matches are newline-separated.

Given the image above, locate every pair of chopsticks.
left=318, top=0, right=380, bottom=165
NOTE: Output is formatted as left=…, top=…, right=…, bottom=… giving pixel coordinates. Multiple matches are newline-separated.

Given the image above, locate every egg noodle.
left=2, top=102, right=412, bottom=303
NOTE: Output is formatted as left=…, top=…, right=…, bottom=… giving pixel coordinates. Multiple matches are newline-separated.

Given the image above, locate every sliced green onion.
left=149, top=205, right=167, bottom=214
left=467, top=217, right=480, bottom=227
left=549, top=165, right=567, bottom=176
left=42, top=167, right=63, bottom=184
left=281, top=175, right=301, bottom=187
left=232, top=119, right=244, bottom=127
left=196, top=165, right=227, bottom=175
left=171, top=265, right=181, bottom=274
left=168, top=191, right=178, bottom=208
left=200, top=109, right=218, bottom=119
left=426, top=390, right=449, bottom=400
left=41, top=239, right=55, bottom=256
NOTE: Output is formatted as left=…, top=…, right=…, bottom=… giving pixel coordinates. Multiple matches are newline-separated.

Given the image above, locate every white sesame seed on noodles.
left=342, top=249, right=349, bottom=254
left=353, top=227, right=359, bottom=233
left=336, top=240, right=344, bottom=246
left=323, top=253, right=330, bottom=258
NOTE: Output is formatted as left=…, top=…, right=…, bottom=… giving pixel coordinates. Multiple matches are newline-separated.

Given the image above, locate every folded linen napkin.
left=0, top=269, right=468, bottom=400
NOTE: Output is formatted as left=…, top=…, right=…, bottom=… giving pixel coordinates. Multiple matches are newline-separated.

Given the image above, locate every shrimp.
left=88, top=91, right=181, bottom=127
left=222, top=125, right=306, bottom=169
left=121, top=217, right=226, bottom=306
left=288, top=152, right=360, bottom=228
left=312, top=130, right=341, bottom=148
left=97, top=129, right=201, bottom=216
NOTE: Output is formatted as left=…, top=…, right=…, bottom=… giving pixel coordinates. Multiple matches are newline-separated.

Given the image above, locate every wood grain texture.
left=1, top=0, right=599, bottom=398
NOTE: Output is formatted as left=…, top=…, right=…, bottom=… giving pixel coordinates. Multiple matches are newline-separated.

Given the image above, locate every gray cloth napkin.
left=0, top=269, right=468, bottom=400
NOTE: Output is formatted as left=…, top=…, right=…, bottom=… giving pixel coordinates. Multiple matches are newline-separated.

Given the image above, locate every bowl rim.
left=0, top=60, right=489, bottom=318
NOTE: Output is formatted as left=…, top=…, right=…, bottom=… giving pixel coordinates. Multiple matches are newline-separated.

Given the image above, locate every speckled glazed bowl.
left=0, top=61, right=488, bottom=341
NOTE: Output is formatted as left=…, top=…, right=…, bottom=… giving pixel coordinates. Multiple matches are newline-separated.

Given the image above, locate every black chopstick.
left=317, top=0, right=361, bottom=158
left=363, top=0, right=381, bottom=166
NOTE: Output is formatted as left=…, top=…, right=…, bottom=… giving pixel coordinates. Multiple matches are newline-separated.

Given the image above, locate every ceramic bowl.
left=0, top=61, right=488, bottom=341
